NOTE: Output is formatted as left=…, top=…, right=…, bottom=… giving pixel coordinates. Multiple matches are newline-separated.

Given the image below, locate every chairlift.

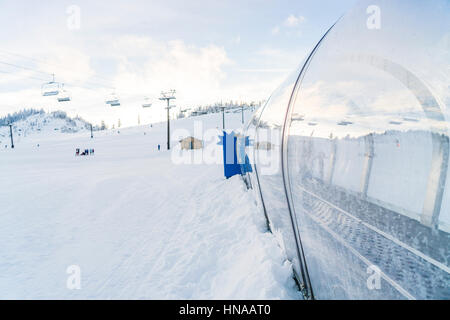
left=57, top=84, right=71, bottom=102
left=106, top=92, right=120, bottom=107
left=41, top=74, right=60, bottom=97
left=142, top=97, right=152, bottom=108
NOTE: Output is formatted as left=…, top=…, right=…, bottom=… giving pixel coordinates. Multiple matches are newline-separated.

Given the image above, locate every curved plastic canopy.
left=244, top=0, right=450, bottom=300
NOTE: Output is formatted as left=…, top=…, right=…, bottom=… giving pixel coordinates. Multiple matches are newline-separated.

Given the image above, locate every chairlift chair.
left=142, top=97, right=152, bottom=108
left=41, top=74, right=60, bottom=97
left=106, top=92, right=120, bottom=107
left=57, top=84, right=71, bottom=102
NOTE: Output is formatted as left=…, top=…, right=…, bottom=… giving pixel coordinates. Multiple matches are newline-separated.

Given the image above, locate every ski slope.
left=0, top=111, right=92, bottom=147
left=0, top=111, right=300, bottom=299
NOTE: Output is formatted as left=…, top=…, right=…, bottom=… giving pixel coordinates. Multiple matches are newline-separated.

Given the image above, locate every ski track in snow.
left=0, top=112, right=300, bottom=299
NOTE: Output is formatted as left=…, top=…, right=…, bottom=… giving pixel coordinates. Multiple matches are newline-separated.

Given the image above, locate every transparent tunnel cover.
left=247, top=0, right=450, bottom=299
left=245, top=67, right=306, bottom=289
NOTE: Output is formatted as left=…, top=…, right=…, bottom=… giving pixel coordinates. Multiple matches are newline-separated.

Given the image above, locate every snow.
left=0, top=111, right=300, bottom=299
left=0, top=111, right=92, bottom=147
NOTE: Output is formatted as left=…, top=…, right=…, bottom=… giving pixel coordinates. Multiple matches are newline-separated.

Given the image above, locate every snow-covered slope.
left=0, top=110, right=300, bottom=299
left=0, top=111, right=92, bottom=148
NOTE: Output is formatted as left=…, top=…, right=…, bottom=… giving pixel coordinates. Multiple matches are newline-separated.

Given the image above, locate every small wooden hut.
left=179, top=136, right=203, bottom=150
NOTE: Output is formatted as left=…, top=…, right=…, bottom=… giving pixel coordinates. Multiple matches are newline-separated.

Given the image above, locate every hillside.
left=0, top=111, right=93, bottom=148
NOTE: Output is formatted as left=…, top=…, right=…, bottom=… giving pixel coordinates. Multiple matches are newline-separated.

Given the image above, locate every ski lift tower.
left=219, top=106, right=226, bottom=130
left=8, top=122, right=14, bottom=149
left=159, top=90, right=176, bottom=150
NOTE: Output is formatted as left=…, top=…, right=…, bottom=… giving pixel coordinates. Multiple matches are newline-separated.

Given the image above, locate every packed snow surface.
left=0, top=111, right=300, bottom=299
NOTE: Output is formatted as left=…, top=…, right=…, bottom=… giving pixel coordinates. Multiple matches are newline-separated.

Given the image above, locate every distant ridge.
left=0, top=109, right=99, bottom=146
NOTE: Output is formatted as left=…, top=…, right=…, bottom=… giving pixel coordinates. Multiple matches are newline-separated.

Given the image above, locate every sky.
left=0, top=0, right=358, bottom=127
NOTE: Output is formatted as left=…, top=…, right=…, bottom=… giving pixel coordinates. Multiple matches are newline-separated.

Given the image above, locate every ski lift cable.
left=0, top=56, right=156, bottom=101
left=0, top=68, right=90, bottom=91
left=0, top=59, right=114, bottom=92
left=0, top=57, right=115, bottom=91
left=0, top=49, right=115, bottom=85
left=0, top=53, right=154, bottom=98
left=0, top=68, right=49, bottom=82
left=1, top=67, right=124, bottom=110
left=0, top=52, right=175, bottom=101
left=0, top=49, right=53, bottom=68
left=0, top=60, right=51, bottom=76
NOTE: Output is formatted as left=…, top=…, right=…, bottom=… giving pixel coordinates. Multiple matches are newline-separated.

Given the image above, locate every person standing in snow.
left=158, top=144, right=160, bottom=151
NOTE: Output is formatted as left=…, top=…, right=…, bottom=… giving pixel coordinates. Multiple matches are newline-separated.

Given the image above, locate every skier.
left=158, top=144, right=161, bottom=151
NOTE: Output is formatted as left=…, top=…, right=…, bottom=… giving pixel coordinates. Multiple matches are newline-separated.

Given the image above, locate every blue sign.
left=218, top=131, right=252, bottom=179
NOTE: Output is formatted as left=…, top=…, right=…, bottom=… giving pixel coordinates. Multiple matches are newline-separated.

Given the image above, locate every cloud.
left=0, top=35, right=295, bottom=128
left=36, top=47, right=95, bottom=84
left=271, top=14, right=305, bottom=36
left=237, top=68, right=291, bottom=73
left=0, top=36, right=272, bottom=127
left=271, top=26, right=280, bottom=35
left=284, top=14, right=306, bottom=27
left=110, top=36, right=232, bottom=104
